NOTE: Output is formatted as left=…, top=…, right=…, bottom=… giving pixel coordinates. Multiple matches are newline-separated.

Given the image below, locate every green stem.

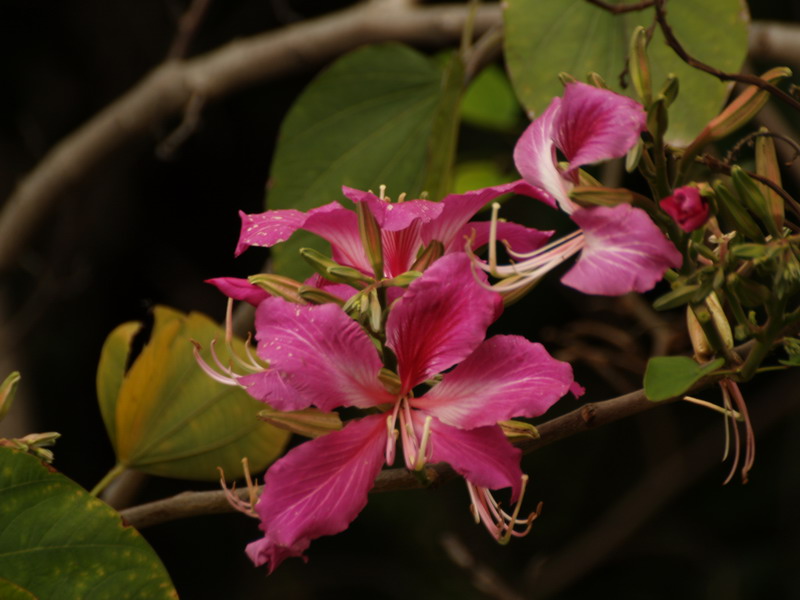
left=89, top=462, right=126, bottom=497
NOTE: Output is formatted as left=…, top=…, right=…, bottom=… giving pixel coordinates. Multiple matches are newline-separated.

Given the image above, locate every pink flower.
left=235, top=182, right=552, bottom=279
left=239, top=254, right=575, bottom=571
left=483, top=82, right=681, bottom=296
left=659, top=186, right=709, bottom=232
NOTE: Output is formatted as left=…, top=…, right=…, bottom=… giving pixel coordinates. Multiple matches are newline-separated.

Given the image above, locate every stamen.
left=466, top=475, right=542, bottom=544
left=397, top=192, right=407, bottom=203
left=682, top=396, right=744, bottom=421
left=488, top=202, right=501, bottom=277
left=379, top=184, right=387, bottom=201
left=217, top=466, right=258, bottom=518
left=385, top=404, right=401, bottom=465
left=193, top=341, right=239, bottom=386
left=413, top=416, right=433, bottom=471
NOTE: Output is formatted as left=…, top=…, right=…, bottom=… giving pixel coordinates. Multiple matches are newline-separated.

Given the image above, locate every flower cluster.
left=202, top=82, right=684, bottom=572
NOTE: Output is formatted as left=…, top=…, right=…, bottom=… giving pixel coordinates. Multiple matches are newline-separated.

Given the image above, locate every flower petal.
left=236, top=202, right=343, bottom=256
left=386, top=253, right=502, bottom=393
left=562, top=204, right=682, bottom=295
left=555, top=82, right=646, bottom=175
left=342, top=186, right=443, bottom=231
left=513, top=98, right=568, bottom=210
left=247, top=414, right=387, bottom=572
left=420, top=180, right=551, bottom=249
left=415, top=415, right=523, bottom=501
left=454, top=220, right=553, bottom=255
left=206, top=277, right=270, bottom=306
left=246, top=297, right=393, bottom=411
left=301, top=205, right=371, bottom=274
left=411, top=335, right=572, bottom=429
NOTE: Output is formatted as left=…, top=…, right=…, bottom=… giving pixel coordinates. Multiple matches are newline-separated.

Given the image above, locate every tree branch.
left=119, top=374, right=725, bottom=530
left=0, top=1, right=502, bottom=271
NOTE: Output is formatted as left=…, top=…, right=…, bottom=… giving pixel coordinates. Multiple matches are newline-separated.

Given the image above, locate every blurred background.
left=2, top=1, right=800, bottom=598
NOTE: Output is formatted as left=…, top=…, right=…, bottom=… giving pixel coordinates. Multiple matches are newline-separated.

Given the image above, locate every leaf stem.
left=89, top=462, right=127, bottom=497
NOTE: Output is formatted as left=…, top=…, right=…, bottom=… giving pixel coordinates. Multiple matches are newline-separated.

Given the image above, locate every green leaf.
left=644, top=356, right=725, bottom=401
left=461, top=64, right=522, bottom=131
left=504, top=0, right=749, bottom=146
left=0, top=448, right=177, bottom=599
left=97, top=306, right=289, bottom=480
left=267, top=43, right=448, bottom=279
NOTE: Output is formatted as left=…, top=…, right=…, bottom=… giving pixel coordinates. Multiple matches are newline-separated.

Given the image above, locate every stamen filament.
left=413, top=416, right=433, bottom=471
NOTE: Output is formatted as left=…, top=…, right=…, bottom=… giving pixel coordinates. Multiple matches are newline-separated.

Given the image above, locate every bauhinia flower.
left=660, top=185, right=710, bottom=232
left=476, top=82, right=682, bottom=296
left=235, top=181, right=552, bottom=279
left=236, top=253, right=575, bottom=572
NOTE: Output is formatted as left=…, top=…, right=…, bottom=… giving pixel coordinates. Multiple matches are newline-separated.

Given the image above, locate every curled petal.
left=420, top=180, right=552, bottom=248
left=562, top=204, right=682, bottom=295
left=386, top=253, right=502, bottom=393
left=411, top=335, right=573, bottom=429
left=247, top=298, right=393, bottom=411
left=248, top=414, right=388, bottom=572
left=513, top=99, right=567, bottom=211
left=236, top=202, right=343, bottom=256
left=206, top=277, right=270, bottom=306
left=456, top=220, right=553, bottom=256
left=555, top=82, right=647, bottom=176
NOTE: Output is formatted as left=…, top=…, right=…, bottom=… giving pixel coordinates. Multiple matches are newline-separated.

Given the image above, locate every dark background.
left=1, top=1, right=800, bottom=598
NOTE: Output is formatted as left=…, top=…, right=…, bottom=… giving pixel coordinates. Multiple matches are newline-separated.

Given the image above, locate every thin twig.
left=652, top=0, right=800, bottom=113
left=0, top=2, right=502, bottom=271
left=167, top=0, right=213, bottom=60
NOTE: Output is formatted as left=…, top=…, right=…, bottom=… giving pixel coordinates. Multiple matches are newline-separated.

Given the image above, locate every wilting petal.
left=555, top=82, right=646, bottom=176
left=415, top=415, right=523, bottom=501
left=206, top=277, right=270, bottom=306
left=411, top=335, right=572, bottom=428
left=420, top=180, right=551, bottom=249
left=513, top=99, right=568, bottom=211
left=342, top=186, right=443, bottom=231
left=386, top=254, right=502, bottom=393
left=247, top=414, right=387, bottom=572
left=562, top=204, right=682, bottom=295
left=456, top=220, right=553, bottom=255
left=249, top=298, right=393, bottom=411
left=236, top=202, right=343, bottom=256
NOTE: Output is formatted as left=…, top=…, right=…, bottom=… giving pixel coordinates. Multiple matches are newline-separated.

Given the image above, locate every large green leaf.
left=0, top=447, right=177, bottom=599
left=504, top=0, right=749, bottom=146
left=266, top=43, right=450, bottom=279
left=97, top=306, right=289, bottom=480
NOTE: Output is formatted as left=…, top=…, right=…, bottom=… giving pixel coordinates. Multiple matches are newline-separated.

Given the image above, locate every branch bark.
left=118, top=377, right=719, bottom=530
left=0, top=1, right=502, bottom=271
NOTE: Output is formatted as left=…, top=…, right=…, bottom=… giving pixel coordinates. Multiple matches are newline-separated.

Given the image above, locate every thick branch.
left=0, top=1, right=501, bottom=271
left=119, top=377, right=720, bottom=530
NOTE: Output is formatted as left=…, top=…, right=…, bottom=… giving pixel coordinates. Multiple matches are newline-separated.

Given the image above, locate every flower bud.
left=249, top=273, right=304, bottom=303
left=687, top=292, right=733, bottom=361
left=356, top=201, right=384, bottom=279
left=258, top=407, right=342, bottom=439
left=755, top=130, right=785, bottom=230
left=0, top=371, right=21, bottom=423
left=659, top=185, right=709, bottom=231
left=629, top=26, right=652, bottom=105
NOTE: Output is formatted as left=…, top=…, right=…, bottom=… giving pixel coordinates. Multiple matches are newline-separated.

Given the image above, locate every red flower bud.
left=660, top=186, right=709, bottom=232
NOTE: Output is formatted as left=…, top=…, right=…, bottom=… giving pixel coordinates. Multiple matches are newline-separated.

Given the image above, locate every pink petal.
left=555, top=82, right=646, bottom=176
left=386, top=253, right=502, bottom=393
left=247, top=414, right=388, bottom=572
left=411, top=335, right=572, bottom=429
left=659, top=185, right=709, bottom=232
left=414, top=414, right=523, bottom=501
left=246, top=298, right=393, bottom=411
left=342, top=186, right=443, bottom=231
left=513, top=99, right=568, bottom=211
left=562, top=204, right=682, bottom=295
left=301, top=205, right=371, bottom=274
left=205, top=277, right=270, bottom=306
left=235, top=202, right=343, bottom=257
left=453, top=220, right=553, bottom=255
left=420, top=180, right=552, bottom=249
left=382, top=221, right=424, bottom=278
